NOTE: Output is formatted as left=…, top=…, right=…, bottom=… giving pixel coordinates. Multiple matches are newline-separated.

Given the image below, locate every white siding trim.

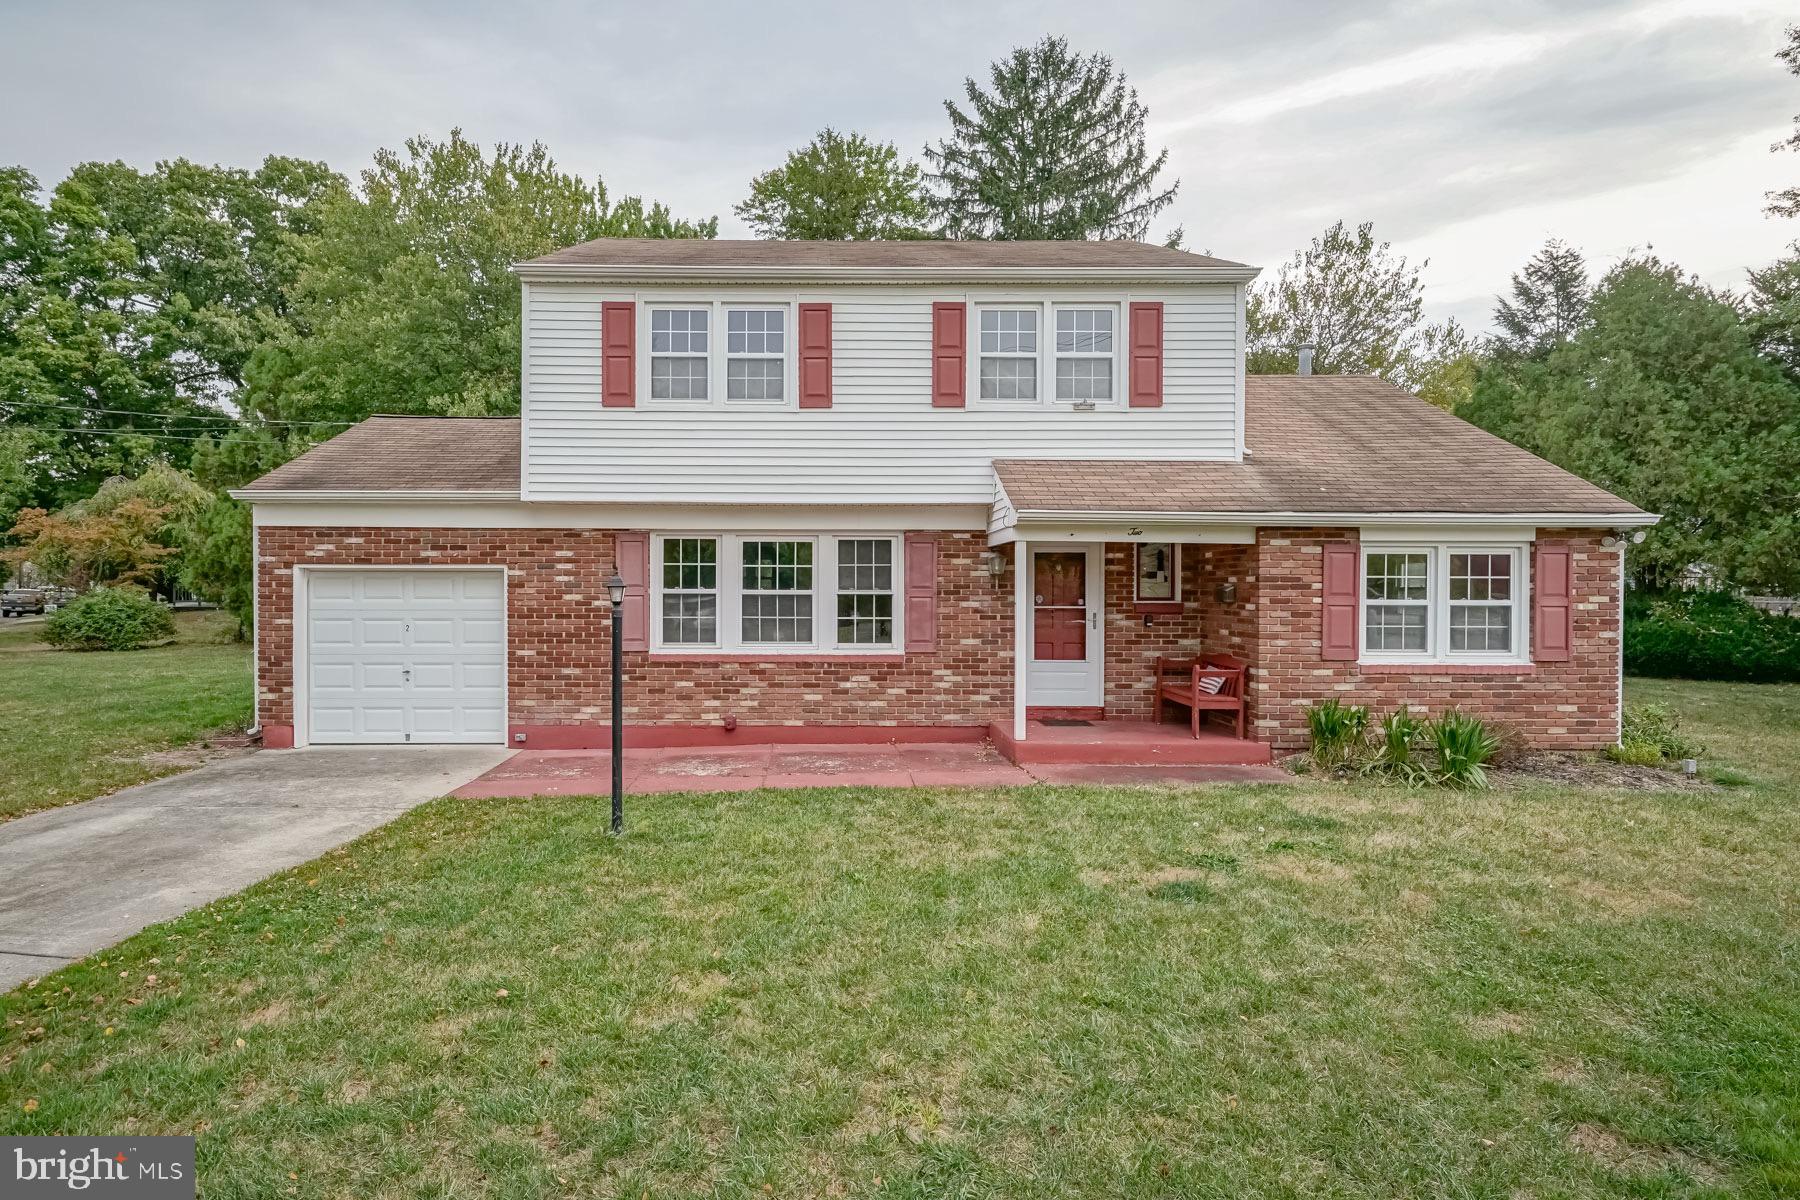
left=250, top=500, right=987, bottom=531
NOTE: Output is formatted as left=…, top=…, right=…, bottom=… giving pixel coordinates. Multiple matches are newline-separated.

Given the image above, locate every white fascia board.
left=990, top=521, right=1256, bottom=547
left=511, top=263, right=1263, bottom=286
left=1004, top=508, right=1661, bottom=529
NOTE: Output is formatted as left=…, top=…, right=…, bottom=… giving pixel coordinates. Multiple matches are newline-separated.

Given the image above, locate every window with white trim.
left=650, top=534, right=900, bottom=653
left=726, top=308, right=785, bottom=401
left=740, top=539, right=813, bottom=643
left=660, top=537, right=718, bottom=645
left=1361, top=544, right=1526, bottom=663
left=1054, top=307, right=1115, bottom=401
left=649, top=308, right=709, bottom=401
left=836, top=538, right=895, bottom=644
left=978, top=308, right=1038, bottom=400
left=1135, top=543, right=1178, bottom=603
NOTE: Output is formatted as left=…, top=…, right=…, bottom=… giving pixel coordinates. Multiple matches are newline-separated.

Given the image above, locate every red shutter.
left=798, top=302, right=833, bottom=409
left=615, top=531, right=649, bottom=651
left=931, top=302, right=966, bottom=408
left=1128, top=301, right=1163, bottom=408
left=601, top=301, right=635, bottom=408
left=904, top=533, right=938, bottom=651
left=1533, top=541, right=1573, bottom=661
left=1321, top=541, right=1359, bottom=660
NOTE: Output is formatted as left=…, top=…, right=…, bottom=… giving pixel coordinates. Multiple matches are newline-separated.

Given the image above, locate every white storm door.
left=1024, top=544, right=1103, bottom=708
left=306, top=569, right=506, bottom=745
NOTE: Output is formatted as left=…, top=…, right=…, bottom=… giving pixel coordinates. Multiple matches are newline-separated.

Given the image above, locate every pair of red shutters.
left=599, top=301, right=1167, bottom=409
left=1320, top=542, right=1575, bottom=662
left=609, top=531, right=941, bottom=654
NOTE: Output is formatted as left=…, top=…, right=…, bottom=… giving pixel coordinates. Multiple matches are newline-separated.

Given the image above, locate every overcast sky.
left=3, top=0, right=1795, bottom=331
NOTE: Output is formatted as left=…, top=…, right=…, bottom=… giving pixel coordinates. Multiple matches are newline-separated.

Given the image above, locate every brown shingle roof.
left=237, top=416, right=519, bottom=493
left=240, top=377, right=1647, bottom=520
left=996, top=376, right=1647, bottom=518
left=520, top=237, right=1249, bottom=271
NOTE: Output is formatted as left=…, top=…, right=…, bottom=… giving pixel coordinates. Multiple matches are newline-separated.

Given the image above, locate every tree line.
left=2, top=31, right=1797, bottom=629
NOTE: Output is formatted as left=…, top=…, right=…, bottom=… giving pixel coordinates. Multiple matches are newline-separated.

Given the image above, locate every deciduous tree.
left=737, top=129, right=932, bottom=240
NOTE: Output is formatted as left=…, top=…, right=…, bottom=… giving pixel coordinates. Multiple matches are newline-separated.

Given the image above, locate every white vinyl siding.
left=523, top=282, right=1241, bottom=503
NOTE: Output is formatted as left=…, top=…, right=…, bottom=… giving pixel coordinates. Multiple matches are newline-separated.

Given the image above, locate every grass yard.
left=1, top=681, right=1796, bottom=1197
left=0, top=609, right=252, bottom=821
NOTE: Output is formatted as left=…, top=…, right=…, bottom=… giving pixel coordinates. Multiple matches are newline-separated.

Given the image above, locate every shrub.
left=1305, top=698, right=1369, bottom=771
left=1625, top=591, right=1800, bottom=682
left=42, top=586, right=176, bottom=651
left=1605, top=741, right=1666, bottom=767
left=1428, top=710, right=1501, bottom=789
left=1620, top=698, right=1699, bottom=766
left=1364, top=707, right=1431, bottom=783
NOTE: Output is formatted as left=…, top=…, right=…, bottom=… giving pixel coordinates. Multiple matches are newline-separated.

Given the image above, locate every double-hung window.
left=1361, top=544, right=1526, bottom=663
left=978, top=308, right=1038, bottom=400
left=726, top=308, right=786, bottom=401
left=651, top=534, right=900, bottom=653
left=660, top=538, right=718, bottom=645
left=740, top=539, right=813, bottom=644
left=1054, top=307, right=1115, bottom=401
left=649, top=308, right=709, bottom=401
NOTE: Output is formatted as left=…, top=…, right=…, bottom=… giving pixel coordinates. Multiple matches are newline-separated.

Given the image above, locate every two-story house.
left=236, top=239, right=1654, bottom=761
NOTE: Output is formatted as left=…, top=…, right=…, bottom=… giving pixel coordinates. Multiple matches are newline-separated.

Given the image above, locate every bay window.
left=1361, top=544, right=1526, bottom=663
left=651, top=534, right=901, bottom=653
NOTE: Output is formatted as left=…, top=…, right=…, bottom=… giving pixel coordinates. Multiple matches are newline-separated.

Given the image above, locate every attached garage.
left=300, top=568, right=506, bottom=746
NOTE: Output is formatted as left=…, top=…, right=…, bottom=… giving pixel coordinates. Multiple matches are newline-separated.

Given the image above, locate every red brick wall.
left=1246, top=527, right=1621, bottom=750
left=1100, top=542, right=1208, bottom=719
left=256, top=527, right=1011, bottom=736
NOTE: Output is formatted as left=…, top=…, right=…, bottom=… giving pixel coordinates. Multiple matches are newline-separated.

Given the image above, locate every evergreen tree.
left=923, top=36, right=1178, bottom=241
left=1492, top=239, right=1590, bottom=359
left=736, top=129, right=932, bottom=240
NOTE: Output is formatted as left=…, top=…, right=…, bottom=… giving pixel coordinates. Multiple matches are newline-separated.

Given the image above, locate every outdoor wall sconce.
left=984, top=551, right=1008, bottom=582
left=1215, top=581, right=1237, bottom=604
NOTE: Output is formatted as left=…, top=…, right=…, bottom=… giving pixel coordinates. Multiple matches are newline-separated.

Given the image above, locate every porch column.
left=1013, top=538, right=1029, bottom=742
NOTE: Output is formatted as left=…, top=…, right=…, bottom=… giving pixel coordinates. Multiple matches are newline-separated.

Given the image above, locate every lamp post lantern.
left=604, top=571, right=627, bottom=835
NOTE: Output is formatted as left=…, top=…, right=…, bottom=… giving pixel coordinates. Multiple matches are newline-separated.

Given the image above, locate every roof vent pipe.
left=1297, top=342, right=1315, bottom=376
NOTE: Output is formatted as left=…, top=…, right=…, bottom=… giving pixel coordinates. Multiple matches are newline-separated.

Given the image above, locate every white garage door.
left=305, top=570, right=505, bottom=745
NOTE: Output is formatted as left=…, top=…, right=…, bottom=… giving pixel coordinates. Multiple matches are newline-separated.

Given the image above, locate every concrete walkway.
left=454, top=743, right=1293, bottom=798
left=0, top=745, right=508, bottom=992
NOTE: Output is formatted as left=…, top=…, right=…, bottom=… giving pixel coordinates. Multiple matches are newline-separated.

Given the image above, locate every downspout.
left=248, top=511, right=262, bottom=739
left=1616, top=541, right=1625, bottom=745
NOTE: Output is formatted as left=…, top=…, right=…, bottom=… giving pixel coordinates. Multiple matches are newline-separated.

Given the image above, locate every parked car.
left=1, top=588, right=47, bottom=617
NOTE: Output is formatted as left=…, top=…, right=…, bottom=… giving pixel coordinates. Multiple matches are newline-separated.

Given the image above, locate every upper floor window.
left=650, top=308, right=709, bottom=401
left=1361, top=544, right=1526, bottom=663
left=727, top=308, right=786, bottom=402
left=978, top=308, right=1038, bottom=401
left=1054, top=307, right=1115, bottom=401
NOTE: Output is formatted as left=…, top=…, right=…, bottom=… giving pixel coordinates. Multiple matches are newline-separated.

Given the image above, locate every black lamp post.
left=604, top=571, right=627, bottom=835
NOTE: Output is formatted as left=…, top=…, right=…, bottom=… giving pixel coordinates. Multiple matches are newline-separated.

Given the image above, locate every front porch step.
left=988, top=719, right=1274, bottom=767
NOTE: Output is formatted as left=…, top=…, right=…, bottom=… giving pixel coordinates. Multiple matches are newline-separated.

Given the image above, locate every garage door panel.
left=305, top=569, right=505, bottom=746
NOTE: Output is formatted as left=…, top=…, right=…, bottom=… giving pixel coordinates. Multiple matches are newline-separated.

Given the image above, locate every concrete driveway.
left=0, top=746, right=509, bottom=991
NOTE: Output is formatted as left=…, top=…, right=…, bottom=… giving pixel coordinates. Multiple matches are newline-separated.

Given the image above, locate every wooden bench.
left=1152, top=654, right=1248, bottom=739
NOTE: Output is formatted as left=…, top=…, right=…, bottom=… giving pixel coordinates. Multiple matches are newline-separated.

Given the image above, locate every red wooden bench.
left=1152, top=653, right=1248, bottom=739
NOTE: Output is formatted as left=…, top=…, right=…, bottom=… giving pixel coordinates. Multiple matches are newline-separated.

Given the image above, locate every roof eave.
left=231, top=489, right=521, bottom=503
left=510, top=263, right=1262, bottom=286
left=1004, top=507, right=1660, bottom=528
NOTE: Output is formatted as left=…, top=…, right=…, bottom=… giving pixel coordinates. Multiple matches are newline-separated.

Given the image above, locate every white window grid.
left=1360, top=544, right=1529, bottom=664
left=978, top=307, right=1039, bottom=401
left=1054, top=307, right=1115, bottom=401
left=659, top=536, right=719, bottom=646
left=649, top=534, right=902, bottom=654
left=726, top=308, right=786, bottom=402
left=649, top=307, right=709, bottom=401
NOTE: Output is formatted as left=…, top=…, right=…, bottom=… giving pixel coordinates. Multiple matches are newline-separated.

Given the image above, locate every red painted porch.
left=989, top=718, right=1272, bottom=766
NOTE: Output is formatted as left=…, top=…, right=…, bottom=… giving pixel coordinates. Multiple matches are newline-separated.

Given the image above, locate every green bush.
left=1305, top=698, right=1369, bottom=771
left=1625, top=590, right=1800, bottom=682
left=42, top=587, right=176, bottom=651
left=1620, top=698, right=1699, bottom=766
left=1427, top=710, right=1501, bottom=789
left=1365, top=707, right=1431, bottom=783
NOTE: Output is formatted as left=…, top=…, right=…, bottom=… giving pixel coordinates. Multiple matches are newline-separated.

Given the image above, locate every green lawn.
left=1, top=682, right=1796, bottom=1197
left=0, top=609, right=252, bottom=821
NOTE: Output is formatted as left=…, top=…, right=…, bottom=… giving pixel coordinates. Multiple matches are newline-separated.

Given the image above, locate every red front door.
left=1034, top=551, right=1087, bottom=660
